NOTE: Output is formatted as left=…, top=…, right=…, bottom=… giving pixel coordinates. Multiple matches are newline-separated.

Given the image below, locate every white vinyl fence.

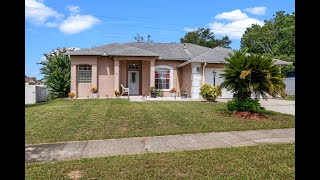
left=284, top=77, right=295, bottom=95
left=25, top=85, right=49, bottom=104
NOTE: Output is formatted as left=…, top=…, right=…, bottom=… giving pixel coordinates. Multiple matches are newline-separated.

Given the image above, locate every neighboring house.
left=65, top=42, right=291, bottom=99
left=25, top=76, right=48, bottom=104
left=25, top=76, right=43, bottom=85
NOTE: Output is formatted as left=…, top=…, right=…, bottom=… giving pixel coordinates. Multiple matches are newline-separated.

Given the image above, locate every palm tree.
left=220, top=49, right=286, bottom=101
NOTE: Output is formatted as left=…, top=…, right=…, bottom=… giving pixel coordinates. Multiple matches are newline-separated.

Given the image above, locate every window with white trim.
left=155, top=69, right=170, bottom=89
left=78, top=65, right=92, bottom=83
left=155, top=65, right=173, bottom=90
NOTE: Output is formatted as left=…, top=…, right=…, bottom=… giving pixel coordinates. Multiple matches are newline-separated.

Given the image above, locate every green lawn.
left=285, top=95, right=295, bottom=101
left=26, top=99, right=294, bottom=144
left=26, top=143, right=295, bottom=179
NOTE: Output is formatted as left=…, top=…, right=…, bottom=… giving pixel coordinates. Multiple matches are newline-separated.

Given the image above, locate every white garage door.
left=204, top=68, right=233, bottom=98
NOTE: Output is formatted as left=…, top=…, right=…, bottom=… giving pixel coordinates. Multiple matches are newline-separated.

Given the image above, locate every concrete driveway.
left=217, top=98, right=295, bottom=115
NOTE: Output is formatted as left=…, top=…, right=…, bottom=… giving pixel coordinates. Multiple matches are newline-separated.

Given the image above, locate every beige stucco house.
left=65, top=42, right=291, bottom=99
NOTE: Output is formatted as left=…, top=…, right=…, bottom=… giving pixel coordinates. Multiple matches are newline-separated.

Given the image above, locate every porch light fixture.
left=212, top=70, right=216, bottom=86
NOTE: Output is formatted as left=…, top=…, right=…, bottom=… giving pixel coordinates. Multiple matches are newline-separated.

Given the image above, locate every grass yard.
left=26, top=143, right=295, bottom=179
left=285, top=95, right=295, bottom=101
left=26, top=99, right=294, bottom=144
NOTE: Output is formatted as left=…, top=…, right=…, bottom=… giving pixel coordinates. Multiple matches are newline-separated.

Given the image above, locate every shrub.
left=150, top=86, right=161, bottom=96
left=91, top=86, right=98, bottom=93
left=180, top=88, right=187, bottom=93
left=114, top=91, right=121, bottom=97
left=68, top=91, right=76, bottom=99
left=226, top=98, right=264, bottom=112
left=200, top=83, right=222, bottom=102
left=169, top=88, right=177, bottom=93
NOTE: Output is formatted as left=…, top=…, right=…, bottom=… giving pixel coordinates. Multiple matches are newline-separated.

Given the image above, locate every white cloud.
left=26, top=1, right=101, bottom=34
left=25, top=0, right=63, bottom=25
left=208, top=9, right=264, bottom=39
left=183, top=27, right=198, bottom=32
left=67, top=5, right=80, bottom=14
left=59, top=14, right=100, bottom=34
left=215, top=10, right=248, bottom=20
left=45, top=22, right=58, bottom=27
left=245, top=6, right=267, bottom=15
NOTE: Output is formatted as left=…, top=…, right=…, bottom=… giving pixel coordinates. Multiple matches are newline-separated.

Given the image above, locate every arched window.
left=78, top=65, right=92, bottom=83
left=155, top=65, right=173, bottom=90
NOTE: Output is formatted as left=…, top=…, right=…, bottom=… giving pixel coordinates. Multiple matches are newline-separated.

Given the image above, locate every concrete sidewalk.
left=25, top=128, right=294, bottom=163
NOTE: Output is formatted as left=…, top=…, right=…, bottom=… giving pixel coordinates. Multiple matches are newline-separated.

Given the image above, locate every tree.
left=220, top=49, right=286, bottom=112
left=134, top=34, right=153, bottom=42
left=241, top=11, right=295, bottom=61
left=39, top=48, right=75, bottom=98
left=180, top=28, right=231, bottom=48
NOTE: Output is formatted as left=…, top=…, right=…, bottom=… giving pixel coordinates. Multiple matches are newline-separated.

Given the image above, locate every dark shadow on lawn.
left=217, top=108, right=293, bottom=118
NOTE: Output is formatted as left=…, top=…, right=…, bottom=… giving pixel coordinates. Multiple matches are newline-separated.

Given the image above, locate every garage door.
left=204, top=68, right=233, bottom=98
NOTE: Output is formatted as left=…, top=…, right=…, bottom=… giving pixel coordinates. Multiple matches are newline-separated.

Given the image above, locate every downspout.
left=202, top=62, right=207, bottom=85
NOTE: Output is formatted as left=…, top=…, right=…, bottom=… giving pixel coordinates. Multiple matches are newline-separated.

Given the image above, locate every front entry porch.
left=115, top=57, right=156, bottom=96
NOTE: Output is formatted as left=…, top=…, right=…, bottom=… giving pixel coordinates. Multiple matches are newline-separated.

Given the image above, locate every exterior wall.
left=98, top=57, right=114, bottom=97
left=181, top=63, right=192, bottom=98
left=71, top=56, right=98, bottom=98
left=155, top=60, right=182, bottom=97
left=142, top=61, right=151, bottom=96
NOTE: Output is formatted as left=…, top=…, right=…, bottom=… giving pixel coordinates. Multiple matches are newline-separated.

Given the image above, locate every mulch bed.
left=234, top=111, right=268, bottom=119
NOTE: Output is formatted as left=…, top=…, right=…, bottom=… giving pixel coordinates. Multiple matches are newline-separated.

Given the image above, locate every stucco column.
left=92, top=64, right=98, bottom=88
left=70, top=64, right=77, bottom=93
left=150, top=59, right=155, bottom=87
left=114, top=59, right=120, bottom=91
left=191, top=62, right=201, bottom=99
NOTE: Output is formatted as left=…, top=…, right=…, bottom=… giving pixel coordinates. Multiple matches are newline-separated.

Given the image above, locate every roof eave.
left=108, top=54, right=159, bottom=57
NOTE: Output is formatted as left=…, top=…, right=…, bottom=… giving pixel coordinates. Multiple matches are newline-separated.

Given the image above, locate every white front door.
left=128, top=71, right=139, bottom=95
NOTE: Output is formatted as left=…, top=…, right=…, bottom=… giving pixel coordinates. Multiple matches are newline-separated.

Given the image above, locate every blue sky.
left=26, top=0, right=295, bottom=80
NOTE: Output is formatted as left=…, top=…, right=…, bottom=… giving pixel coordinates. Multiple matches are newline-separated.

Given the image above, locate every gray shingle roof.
left=64, top=48, right=102, bottom=55
left=108, top=46, right=159, bottom=56
left=124, top=42, right=211, bottom=60
left=191, top=47, right=233, bottom=63
left=91, top=43, right=129, bottom=54
left=64, top=42, right=292, bottom=66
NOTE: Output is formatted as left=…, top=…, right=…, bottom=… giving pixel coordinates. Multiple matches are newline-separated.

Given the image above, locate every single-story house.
left=65, top=42, right=291, bottom=99
left=25, top=76, right=43, bottom=85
